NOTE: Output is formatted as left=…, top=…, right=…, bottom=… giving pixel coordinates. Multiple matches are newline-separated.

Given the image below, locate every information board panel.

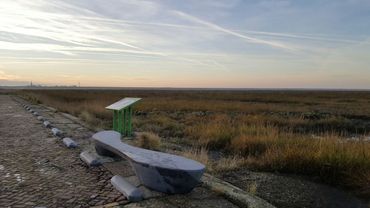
left=106, top=97, right=141, bottom=110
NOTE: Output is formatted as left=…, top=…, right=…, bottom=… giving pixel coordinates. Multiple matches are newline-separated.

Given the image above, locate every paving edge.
left=60, top=112, right=103, bottom=132
left=202, top=173, right=276, bottom=208
left=16, top=95, right=107, bottom=133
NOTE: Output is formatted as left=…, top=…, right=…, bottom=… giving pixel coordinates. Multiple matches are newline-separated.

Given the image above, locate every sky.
left=0, top=0, right=370, bottom=89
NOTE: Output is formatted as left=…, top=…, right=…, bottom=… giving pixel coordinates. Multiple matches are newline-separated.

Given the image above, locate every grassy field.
left=16, top=89, right=370, bottom=197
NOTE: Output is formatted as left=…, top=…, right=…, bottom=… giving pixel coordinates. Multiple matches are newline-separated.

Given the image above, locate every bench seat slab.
left=93, top=131, right=205, bottom=194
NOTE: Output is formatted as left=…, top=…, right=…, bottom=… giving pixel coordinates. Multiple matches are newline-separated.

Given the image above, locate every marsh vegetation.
left=18, top=89, right=370, bottom=197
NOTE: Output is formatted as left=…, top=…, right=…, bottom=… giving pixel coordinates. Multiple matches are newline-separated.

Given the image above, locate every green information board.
left=106, top=97, right=141, bottom=136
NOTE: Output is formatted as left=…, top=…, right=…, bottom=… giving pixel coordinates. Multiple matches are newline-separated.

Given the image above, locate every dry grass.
left=180, top=147, right=246, bottom=173
left=136, top=132, right=161, bottom=150
left=16, top=89, right=370, bottom=197
left=248, top=182, right=258, bottom=195
left=213, top=155, right=246, bottom=173
left=180, top=147, right=210, bottom=167
left=241, top=136, right=370, bottom=197
left=186, top=114, right=370, bottom=195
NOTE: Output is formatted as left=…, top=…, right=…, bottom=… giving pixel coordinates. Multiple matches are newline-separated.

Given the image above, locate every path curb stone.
left=63, top=137, right=78, bottom=148
left=43, top=121, right=51, bottom=128
left=202, top=174, right=276, bottom=208
left=80, top=151, right=101, bottom=167
left=51, top=128, right=62, bottom=137
left=37, top=116, right=45, bottom=121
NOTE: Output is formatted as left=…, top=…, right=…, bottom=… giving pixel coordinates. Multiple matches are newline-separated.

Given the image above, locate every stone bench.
left=93, top=131, right=205, bottom=194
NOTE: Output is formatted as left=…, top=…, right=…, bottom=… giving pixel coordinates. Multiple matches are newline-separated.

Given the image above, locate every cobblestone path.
left=0, top=95, right=239, bottom=208
left=0, top=95, right=125, bottom=208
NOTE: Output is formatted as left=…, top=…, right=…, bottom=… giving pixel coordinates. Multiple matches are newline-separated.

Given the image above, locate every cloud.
left=0, top=0, right=158, bottom=56
left=0, top=70, right=19, bottom=80
left=0, top=0, right=232, bottom=70
left=236, top=30, right=368, bottom=45
left=171, top=10, right=296, bottom=51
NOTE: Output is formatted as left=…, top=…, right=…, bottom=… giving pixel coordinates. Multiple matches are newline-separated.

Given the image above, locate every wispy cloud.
left=171, top=10, right=296, bottom=51
left=0, top=1, right=158, bottom=56
left=0, top=70, right=19, bottom=80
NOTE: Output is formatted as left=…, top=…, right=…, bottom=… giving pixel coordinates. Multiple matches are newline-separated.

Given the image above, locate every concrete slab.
left=111, top=175, right=143, bottom=202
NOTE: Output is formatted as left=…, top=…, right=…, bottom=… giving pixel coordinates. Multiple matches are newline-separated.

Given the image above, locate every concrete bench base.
left=111, top=175, right=143, bottom=202
left=93, top=131, right=205, bottom=194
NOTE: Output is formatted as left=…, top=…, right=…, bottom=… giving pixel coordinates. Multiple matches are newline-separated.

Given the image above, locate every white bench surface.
left=93, top=131, right=205, bottom=171
left=106, top=98, right=141, bottom=111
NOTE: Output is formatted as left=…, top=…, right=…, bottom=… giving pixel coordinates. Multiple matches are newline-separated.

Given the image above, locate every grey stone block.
left=79, top=151, right=101, bottom=167
left=37, top=116, right=45, bottom=121
left=51, top=128, right=62, bottom=137
left=63, top=137, right=78, bottom=148
left=111, top=175, right=143, bottom=202
left=43, top=121, right=51, bottom=128
left=124, top=175, right=141, bottom=187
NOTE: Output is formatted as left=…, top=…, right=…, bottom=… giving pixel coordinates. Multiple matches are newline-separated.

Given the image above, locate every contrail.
left=172, top=10, right=296, bottom=51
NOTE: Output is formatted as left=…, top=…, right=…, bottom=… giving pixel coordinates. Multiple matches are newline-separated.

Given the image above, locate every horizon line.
left=1, top=85, right=370, bottom=92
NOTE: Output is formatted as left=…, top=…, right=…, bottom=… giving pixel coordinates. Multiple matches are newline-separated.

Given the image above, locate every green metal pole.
left=126, top=107, right=129, bottom=136
left=118, top=110, right=123, bottom=134
left=128, top=106, right=132, bottom=136
left=113, top=110, right=117, bottom=131
left=123, top=109, right=127, bottom=136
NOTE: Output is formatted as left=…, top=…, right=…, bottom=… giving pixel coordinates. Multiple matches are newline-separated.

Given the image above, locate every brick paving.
left=0, top=95, right=126, bottom=207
